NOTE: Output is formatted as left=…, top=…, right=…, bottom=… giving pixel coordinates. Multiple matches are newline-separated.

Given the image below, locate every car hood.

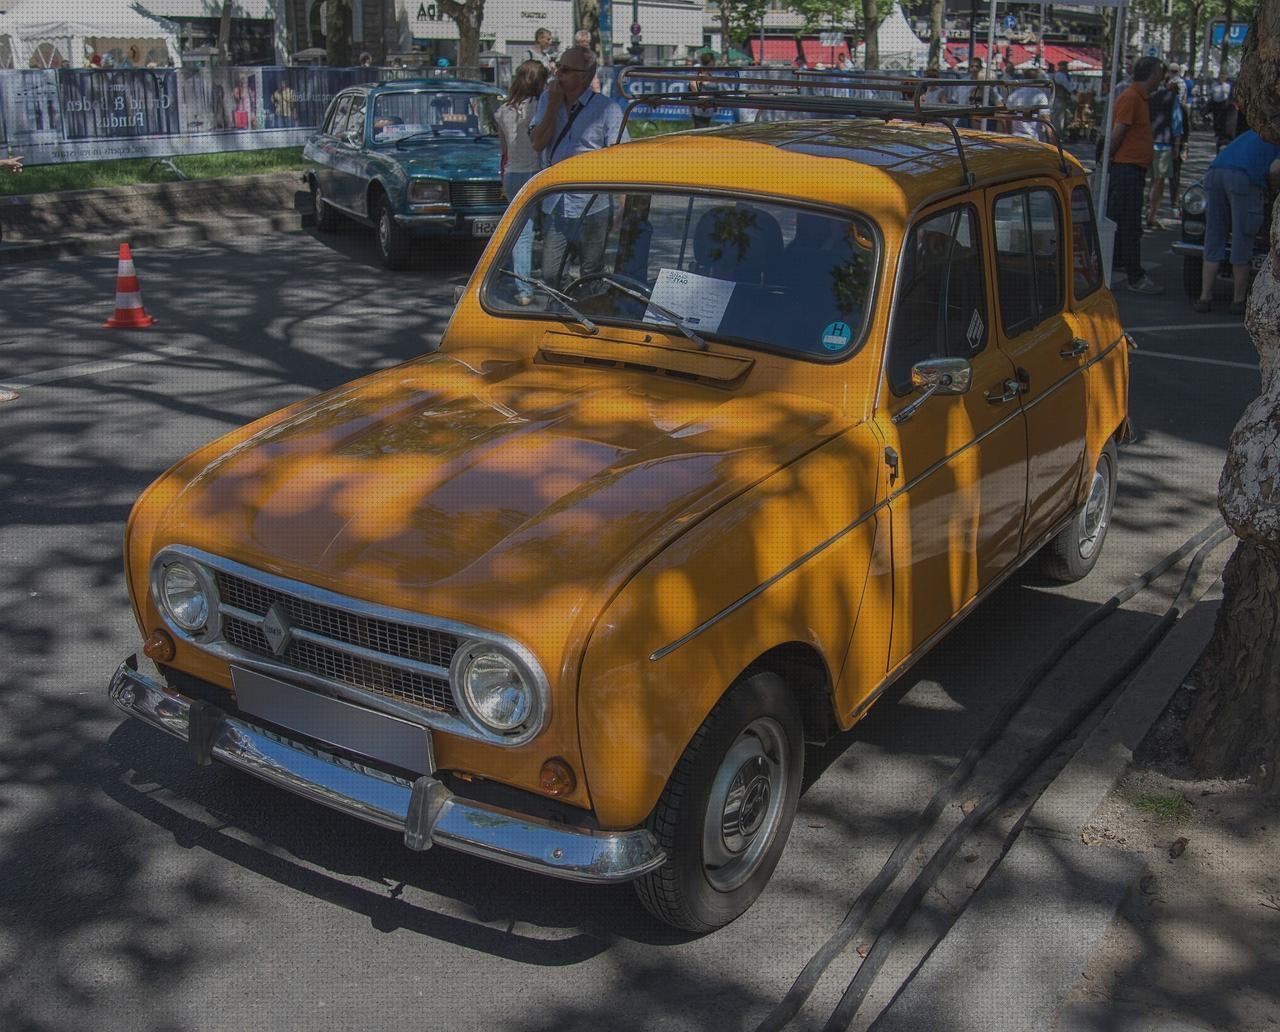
left=396, top=141, right=500, bottom=177
left=150, top=349, right=849, bottom=662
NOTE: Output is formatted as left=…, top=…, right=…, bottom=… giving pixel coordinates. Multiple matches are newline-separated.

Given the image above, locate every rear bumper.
left=1171, top=240, right=1204, bottom=258
left=107, top=657, right=665, bottom=883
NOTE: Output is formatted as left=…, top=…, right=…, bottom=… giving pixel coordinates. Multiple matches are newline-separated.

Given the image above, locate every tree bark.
left=928, top=0, right=944, bottom=69
left=862, top=0, right=882, bottom=69
left=440, top=0, right=484, bottom=69
left=1220, top=0, right=1233, bottom=74
left=1184, top=0, right=1280, bottom=793
left=217, top=0, right=233, bottom=65
left=326, top=0, right=353, bottom=66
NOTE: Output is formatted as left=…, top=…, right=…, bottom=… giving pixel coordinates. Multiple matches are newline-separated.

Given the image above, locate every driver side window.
left=887, top=205, right=989, bottom=396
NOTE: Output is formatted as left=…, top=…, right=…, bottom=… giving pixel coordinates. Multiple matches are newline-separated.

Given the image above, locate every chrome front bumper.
left=1171, top=240, right=1204, bottom=257
left=107, top=658, right=665, bottom=883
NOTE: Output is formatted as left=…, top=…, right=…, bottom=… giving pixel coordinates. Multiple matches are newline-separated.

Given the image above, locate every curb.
left=0, top=211, right=313, bottom=264
left=872, top=582, right=1225, bottom=1032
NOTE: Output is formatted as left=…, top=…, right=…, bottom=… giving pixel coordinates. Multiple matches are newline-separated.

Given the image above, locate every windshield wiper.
left=499, top=270, right=598, bottom=335
left=591, top=273, right=707, bottom=350
left=395, top=129, right=438, bottom=147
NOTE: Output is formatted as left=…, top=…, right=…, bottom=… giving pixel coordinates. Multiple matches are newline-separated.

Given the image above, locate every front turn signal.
left=143, top=629, right=175, bottom=663
left=539, top=758, right=576, bottom=797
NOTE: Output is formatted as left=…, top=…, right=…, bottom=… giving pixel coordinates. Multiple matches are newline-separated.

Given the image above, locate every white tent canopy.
left=854, top=3, right=932, bottom=71
left=0, top=0, right=181, bottom=68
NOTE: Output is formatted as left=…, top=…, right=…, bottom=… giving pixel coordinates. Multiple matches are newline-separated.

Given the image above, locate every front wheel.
left=373, top=193, right=412, bottom=270
left=1182, top=254, right=1203, bottom=298
left=635, top=672, right=803, bottom=933
left=1041, top=440, right=1118, bottom=583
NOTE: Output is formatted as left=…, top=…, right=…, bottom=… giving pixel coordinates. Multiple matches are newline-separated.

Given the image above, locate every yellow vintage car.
left=108, top=89, right=1129, bottom=932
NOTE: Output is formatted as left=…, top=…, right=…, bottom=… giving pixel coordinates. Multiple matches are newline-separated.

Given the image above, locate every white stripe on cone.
left=118, top=259, right=137, bottom=276
left=114, top=292, right=144, bottom=309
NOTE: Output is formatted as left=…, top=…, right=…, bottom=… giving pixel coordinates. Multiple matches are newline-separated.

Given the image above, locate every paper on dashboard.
left=643, top=268, right=735, bottom=333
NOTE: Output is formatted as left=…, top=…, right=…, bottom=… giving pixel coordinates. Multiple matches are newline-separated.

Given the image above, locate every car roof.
left=542, top=118, right=1082, bottom=218
left=364, top=78, right=503, bottom=94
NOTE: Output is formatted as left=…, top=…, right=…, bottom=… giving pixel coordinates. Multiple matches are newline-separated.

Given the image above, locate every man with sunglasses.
left=529, top=46, right=629, bottom=288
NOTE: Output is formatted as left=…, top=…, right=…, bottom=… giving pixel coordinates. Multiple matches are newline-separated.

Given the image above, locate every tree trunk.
left=441, top=0, right=484, bottom=69
left=928, top=0, right=944, bottom=69
left=1220, top=0, right=1233, bottom=74
left=217, top=0, right=233, bottom=65
left=862, top=0, right=881, bottom=69
left=326, top=0, right=353, bottom=66
left=1184, top=0, right=1280, bottom=793
left=720, top=6, right=732, bottom=61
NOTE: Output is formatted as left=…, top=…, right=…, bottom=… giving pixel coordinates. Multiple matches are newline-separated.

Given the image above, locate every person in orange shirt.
left=1106, top=55, right=1165, bottom=293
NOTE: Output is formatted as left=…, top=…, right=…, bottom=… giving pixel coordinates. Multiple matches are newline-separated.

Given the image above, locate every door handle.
left=986, top=379, right=1020, bottom=404
left=1059, top=338, right=1090, bottom=359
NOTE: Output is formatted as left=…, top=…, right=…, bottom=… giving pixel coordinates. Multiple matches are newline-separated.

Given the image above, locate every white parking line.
left=1131, top=349, right=1258, bottom=370
left=1125, top=322, right=1243, bottom=332
left=0, top=342, right=200, bottom=390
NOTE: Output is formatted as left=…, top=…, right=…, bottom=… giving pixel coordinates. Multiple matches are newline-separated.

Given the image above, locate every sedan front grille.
left=450, top=180, right=503, bottom=208
left=215, top=570, right=460, bottom=717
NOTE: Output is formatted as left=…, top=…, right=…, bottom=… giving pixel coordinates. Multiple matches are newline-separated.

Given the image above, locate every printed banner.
left=59, top=69, right=180, bottom=140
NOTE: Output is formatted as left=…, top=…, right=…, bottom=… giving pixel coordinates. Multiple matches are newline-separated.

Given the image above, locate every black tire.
left=1041, top=440, right=1118, bottom=583
left=1182, top=254, right=1203, bottom=298
left=634, top=671, right=803, bottom=933
left=311, top=178, right=340, bottom=232
left=373, top=192, right=412, bottom=270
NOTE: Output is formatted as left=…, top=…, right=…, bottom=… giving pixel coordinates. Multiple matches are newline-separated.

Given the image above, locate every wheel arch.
left=740, top=641, right=839, bottom=746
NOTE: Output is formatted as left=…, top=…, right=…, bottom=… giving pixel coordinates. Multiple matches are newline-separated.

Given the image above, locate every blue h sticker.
left=820, top=321, right=852, bottom=351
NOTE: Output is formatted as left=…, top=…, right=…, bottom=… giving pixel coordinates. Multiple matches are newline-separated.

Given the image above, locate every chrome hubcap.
left=378, top=210, right=391, bottom=252
left=313, top=186, right=324, bottom=218
left=1078, top=462, right=1110, bottom=559
left=702, top=718, right=788, bottom=893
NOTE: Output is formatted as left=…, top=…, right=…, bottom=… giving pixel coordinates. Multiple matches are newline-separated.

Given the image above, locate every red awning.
left=944, top=40, right=1101, bottom=71
left=746, top=37, right=851, bottom=67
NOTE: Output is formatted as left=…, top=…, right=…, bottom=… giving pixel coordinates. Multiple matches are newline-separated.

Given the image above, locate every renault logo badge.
left=262, top=603, right=293, bottom=656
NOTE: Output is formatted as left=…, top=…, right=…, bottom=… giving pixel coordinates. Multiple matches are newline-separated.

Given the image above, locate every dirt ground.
left=1061, top=670, right=1280, bottom=1031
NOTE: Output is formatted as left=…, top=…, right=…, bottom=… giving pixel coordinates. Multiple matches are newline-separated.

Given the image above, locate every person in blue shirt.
left=1194, top=130, right=1280, bottom=314
left=529, top=45, right=629, bottom=288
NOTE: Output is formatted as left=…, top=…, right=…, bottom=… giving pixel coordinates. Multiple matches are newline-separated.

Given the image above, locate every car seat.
left=690, top=204, right=784, bottom=284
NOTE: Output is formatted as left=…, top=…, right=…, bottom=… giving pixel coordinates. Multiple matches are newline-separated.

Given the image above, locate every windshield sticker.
left=644, top=269, right=735, bottom=334
left=966, top=310, right=985, bottom=350
left=820, top=321, right=853, bottom=351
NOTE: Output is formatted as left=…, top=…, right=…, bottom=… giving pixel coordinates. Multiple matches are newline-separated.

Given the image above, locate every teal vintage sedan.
left=304, top=79, right=508, bottom=269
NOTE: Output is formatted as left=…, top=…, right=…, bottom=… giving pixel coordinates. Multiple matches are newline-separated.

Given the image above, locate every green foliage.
left=711, top=0, right=772, bottom=47
left=1132, top=793, right=1192, bottom=821
left=0, top=148, right=307, bottom=197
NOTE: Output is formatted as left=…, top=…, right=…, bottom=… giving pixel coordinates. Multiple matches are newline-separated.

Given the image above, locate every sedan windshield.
left=483, top=190, right=878, bottom=360
left=371, top=91, right=498, bottom=142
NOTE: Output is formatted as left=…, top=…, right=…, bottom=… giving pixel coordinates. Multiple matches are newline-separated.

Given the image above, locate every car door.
left=331, top=93, right=368, bottom=212
left=988, top=182, right=1088, bottom=551
left=875, top=201, right=1028, bottom=670
left=315, top=94, right=352, bottom=207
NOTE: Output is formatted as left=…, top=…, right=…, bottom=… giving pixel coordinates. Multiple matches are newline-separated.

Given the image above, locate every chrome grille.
left=450, top=181, right=503, bottom=208
left=216, top=571, right=459, bottom=716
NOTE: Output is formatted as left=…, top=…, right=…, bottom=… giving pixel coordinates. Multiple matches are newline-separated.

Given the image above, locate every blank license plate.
left=471, top=219, right=498, bottom=237
left=231, top=666, right=434, bottom=773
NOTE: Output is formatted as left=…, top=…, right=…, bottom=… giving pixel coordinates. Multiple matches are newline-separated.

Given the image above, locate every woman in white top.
left=495, top=60, right=549, bottom=303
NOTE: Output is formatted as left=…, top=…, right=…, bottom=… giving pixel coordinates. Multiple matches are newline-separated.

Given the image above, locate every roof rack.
left=614, top=67, right=1070, bottom=187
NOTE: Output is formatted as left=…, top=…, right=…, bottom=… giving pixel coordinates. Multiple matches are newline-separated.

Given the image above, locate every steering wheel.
left=561, top=270, right=653, bottom=300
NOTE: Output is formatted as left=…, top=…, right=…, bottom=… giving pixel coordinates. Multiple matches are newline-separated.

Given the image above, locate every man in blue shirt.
left=1193, top=130, right=1280, bottom=314
left=529, top=46, right=629, bottom=288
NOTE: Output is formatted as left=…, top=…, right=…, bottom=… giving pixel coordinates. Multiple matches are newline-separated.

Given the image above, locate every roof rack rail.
left=614, top=66, right=1070, bottom=187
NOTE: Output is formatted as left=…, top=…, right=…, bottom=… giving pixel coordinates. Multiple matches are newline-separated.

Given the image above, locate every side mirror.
left=910, top=356, right=973, bottom=396
left=893, top=357, right=973, bottom=425
left=452, top=285, right=466, bottom=304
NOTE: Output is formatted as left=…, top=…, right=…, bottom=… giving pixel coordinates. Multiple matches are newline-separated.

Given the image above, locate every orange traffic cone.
left=103, top=243, right=156, bottom=328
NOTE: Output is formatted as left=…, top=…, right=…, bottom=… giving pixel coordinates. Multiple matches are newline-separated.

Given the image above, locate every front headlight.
left=409, top=178, right=449, bottom=204
left=160, top=560, right=209, bottom=631
left=1182, top=186, right=1207, bottom=216
left=451, top=641, right=542, bottom=736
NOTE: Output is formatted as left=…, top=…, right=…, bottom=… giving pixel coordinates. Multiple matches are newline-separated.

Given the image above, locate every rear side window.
left=1070, top=186, right=1105, bottom=299
left=993, top=187, right=1064, bottom=337
left=887, top=205, right=989, bottom=395
left=325, top=95, right=352, bottom=136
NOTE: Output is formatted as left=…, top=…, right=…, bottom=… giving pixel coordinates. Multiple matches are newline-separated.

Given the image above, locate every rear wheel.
left=373, top=192, right=412, bottom=270
left=1041, top=440, right=1118, bottom=583
left=311, top=179, right=340, bottom=232
left=635, top=672, right=803, bottom=932
left=1182, top=254, right=1203, bottom=298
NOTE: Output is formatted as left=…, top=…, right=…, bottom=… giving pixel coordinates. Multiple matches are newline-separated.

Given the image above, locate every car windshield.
left=483, top=189, right=878, bottom=360
left=371, top=91, right=498, bottom=142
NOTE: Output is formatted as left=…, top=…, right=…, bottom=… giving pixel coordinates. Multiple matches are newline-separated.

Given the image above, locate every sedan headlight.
left=451, top=641, right=545, bottom=736
left=1182, top=186, right=1207, bottom=216
left=409, top=178, right=449, bottom=204
left=159, top=560, right=209, bottom=631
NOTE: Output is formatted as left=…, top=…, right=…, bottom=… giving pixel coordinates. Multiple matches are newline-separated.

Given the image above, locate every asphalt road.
left=0, top=143, right=1261, bottom=1032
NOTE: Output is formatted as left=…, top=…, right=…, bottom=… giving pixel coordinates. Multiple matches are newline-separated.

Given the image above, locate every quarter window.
left=887, top=205, right=989, bottom=395
left=1070, top=186, right=1104, bottom=299
left=993, top=187, right=1064, bottom=337
left=325, top=95, right=352, bottom=136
